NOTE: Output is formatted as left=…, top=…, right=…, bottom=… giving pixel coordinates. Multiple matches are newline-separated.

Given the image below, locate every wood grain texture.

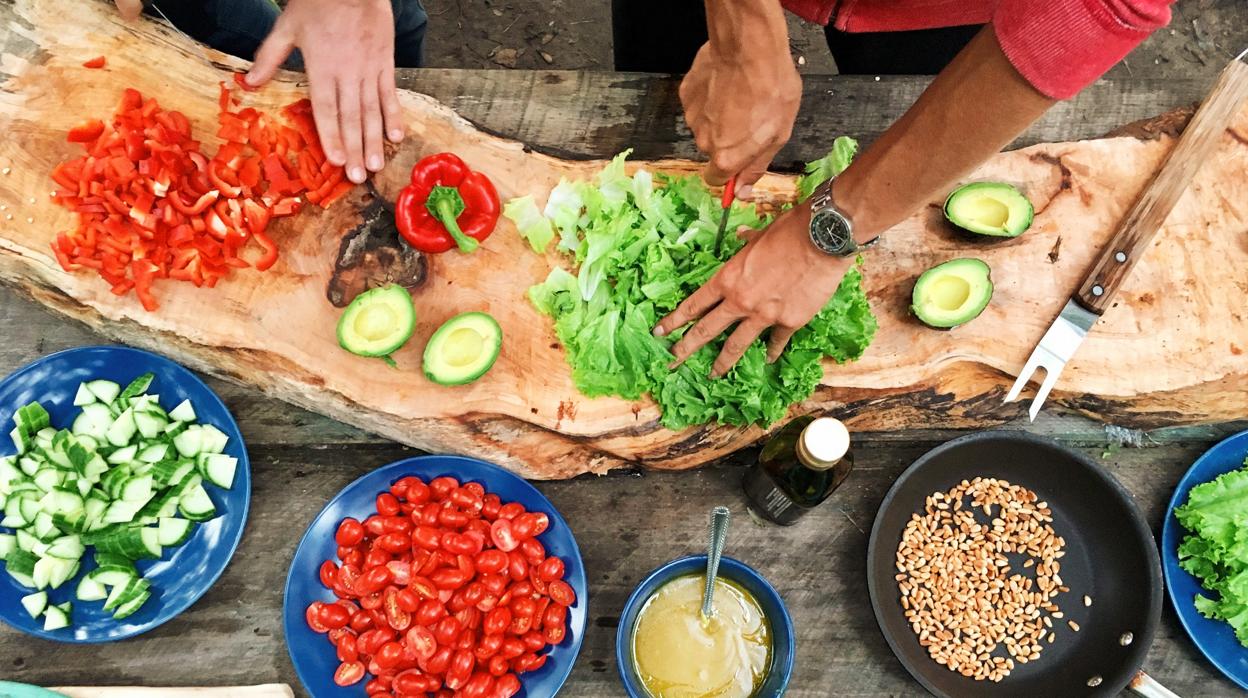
left=1076, top=59, right=1248, bottom=314
left=2, top=0, right=1247, bottom=480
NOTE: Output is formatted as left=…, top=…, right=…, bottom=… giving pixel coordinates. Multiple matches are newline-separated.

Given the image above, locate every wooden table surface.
left=2, top=69, right=1246, bottom=697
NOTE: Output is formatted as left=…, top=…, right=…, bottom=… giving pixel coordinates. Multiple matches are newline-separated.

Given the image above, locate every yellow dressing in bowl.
left=631, top=575, right=771, bottom=698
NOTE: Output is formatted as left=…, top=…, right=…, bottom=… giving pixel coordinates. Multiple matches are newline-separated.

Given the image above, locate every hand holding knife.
left=713, top=176, right=737, bottom=257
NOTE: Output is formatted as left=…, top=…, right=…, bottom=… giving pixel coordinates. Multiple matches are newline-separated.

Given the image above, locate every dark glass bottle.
left=742, top=416, right=854, bottom=526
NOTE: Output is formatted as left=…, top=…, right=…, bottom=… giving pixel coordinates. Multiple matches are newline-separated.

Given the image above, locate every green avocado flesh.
left=337, top=285, right=417, bottom=357
left=424, top=312, right=503, bottom=386
left=911, top=258, right=994, bottom=329
left=944, top=182, right=1034, bottom=237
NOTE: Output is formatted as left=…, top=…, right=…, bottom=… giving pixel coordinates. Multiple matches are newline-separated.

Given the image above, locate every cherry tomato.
left=457, top=554, right=476, bottom=577
left=360, top=591, right=384, bottom=611
left=475, top=632, right=504, bottom=660
left=381, top=516, right=413, bottom=535
left=463, top=672, right=493, bottom=698
left=408, top=575, right=438, bottom=601
left=357, top=628, right=391, bottom=656
left=386, top=560, right=411, bottom=586
left=334, top=661, right=365, bottom=686
left=445, top=649, right=475, bottom=690
left=432, top=568, right=471, bottom=590
left=543, top=603, right=566, bottom=629
left=519, top=538, right=545, bottom=564
left=439, top=507, right=471, bottom=529
left=528, top=569, right=550, bottom=596
left=319, top=602, right=351, bottom=630
left=522, top=631, right=545, bottom=652
left=364, top=548, right=391, bottom=570
left=341, top=549, right=364, bottom=568
left=525, top=512, right=549, bottom=536
left=416, top=599, right=448, bottom=625
left=507, top=551, right=528, bottom=581
left=441, top=531, right=476, bottom=556
left=357, top=566, right=394, bottom=595
left=319, top=560, right=339, bottom=588
left=420, top=503, right=441, bottom=526
left=495, top=673, right=521, bottom=697
left=306, top=602, right=330, bottom=632
left=350, top=610, right=374, bottom=633
left=364, top=677, right=389, bottom=696
left=405, top=478, right=432, bottom=504
left=544, top=623, right=566, bottom=645
left=413, top=525, right=442, bottom=551
left=549, top=580, right=576, bottom=607
left=488, top=655, right=511, bottom=677
left=508, top=613, right=532, bottom=636
left=462, top=529, right=487, bottom=556
left=336, top=633, right=359, bottom=662
left=365, top=515, right=389, bottom=537
left=474, top=550, right=507, bottom=575
left=392, top=668, right=433, bottom=695
left=499, top=637, right=526, bottom=660
left=497, top=503, right=524, bottom=520
left=489, top=519, right=519, bottom=552
left=385, top=588, right=412, bottom=631
left=511, top=515, right=536, bottom=540
left=376, top=492, right=401, bottom=516
left=432, top=615, right=462, bottom=646
left=375, top=641, right=405, bottom=670
left=480, top=574, right=508, bottom=596
left=481, top=494, right=502, bottom=520
left=537, top=557, right=565, bottom=582
left=377, top=532, right=409, bottom=554
left=429, top=476, right=459, bottom=500
left=510, top=581, right=534, bottom=600
left=422, top=646, right=453, bottom=675
left=463, top=482, right=485, bottom=498
left=451, top=488, right=483, bottom=515
left=336, top=518, right=365, bottom=547
left=405, top=624, right=438, bottom=660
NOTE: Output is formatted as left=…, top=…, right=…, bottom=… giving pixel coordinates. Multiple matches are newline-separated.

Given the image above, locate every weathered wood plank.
left=0, top=444, right=1238, bottom=696
left=403, top=70, right=1216, bottom=165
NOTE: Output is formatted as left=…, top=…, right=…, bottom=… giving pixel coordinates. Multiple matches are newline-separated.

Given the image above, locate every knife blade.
left=1005, top=48, right=1248, bottom=420
left=713, top=176, right=736, bottom=257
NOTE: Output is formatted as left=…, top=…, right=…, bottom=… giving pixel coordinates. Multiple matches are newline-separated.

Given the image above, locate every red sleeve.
left=994, top=0, right=1174, bottom=99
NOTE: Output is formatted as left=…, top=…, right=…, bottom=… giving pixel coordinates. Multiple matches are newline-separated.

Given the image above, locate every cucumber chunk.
left=42, top=603, right=70, bottom=630
left=200, top=454, right=237, bottom=489
left=157, top=517, right=193, bottom=547
left=118, top=373, right=155, bottom=401
left=105, top=409, right=137, bottom=447
left=20, top=591, right=47, bottom=618
left=76, top=575, right=108, bottom=601
left=86, top=380, right=121, bottom=404
left=178, top=484, right=216, bottom=522
left=111, top=589, right=150, bottom=620
left=167, top=399, right=196, bottom=423
left=0, top=533, right=15, bottom=560
left=73, top=383, right=97, bottom=406
left=172, top=426, right=203, bottom=458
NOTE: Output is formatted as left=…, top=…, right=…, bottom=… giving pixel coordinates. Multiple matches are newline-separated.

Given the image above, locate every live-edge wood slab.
left=1, top=0, right=1247, bottom=479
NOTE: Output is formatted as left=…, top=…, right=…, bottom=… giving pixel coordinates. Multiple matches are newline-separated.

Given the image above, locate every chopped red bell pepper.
left=67, top=120, right=105, bottom=143
left=394, top=153, right=500, bottom=254
left=82, top=56, right=107, bottom=69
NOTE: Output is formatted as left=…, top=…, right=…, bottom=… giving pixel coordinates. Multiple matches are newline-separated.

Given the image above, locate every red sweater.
left=782, top=0, right=1174, bottom=99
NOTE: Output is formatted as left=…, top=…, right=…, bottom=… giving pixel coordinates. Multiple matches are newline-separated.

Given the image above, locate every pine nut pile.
left=895, top=477, right=1070, bottom=683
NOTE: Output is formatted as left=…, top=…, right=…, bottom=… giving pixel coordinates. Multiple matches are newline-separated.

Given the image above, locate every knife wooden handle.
left=1075, top=53, right=1248, bottom=315
left=49, top=686, right=293, bottom=698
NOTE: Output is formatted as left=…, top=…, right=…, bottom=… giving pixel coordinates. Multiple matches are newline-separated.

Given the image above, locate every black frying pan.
left=867, top=431, right=1164, bottom=697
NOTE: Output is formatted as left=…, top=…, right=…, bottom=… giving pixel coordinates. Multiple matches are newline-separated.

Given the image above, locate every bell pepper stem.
left=426, top=185, right=479, bottom=253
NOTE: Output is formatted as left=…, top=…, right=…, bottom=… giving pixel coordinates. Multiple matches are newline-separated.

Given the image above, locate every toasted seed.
left=1120, top=631, right=1134, bottom=646
left=1083, top=595, right=1092, bottom=607
left=1068, top=620, right=1081, bottom=632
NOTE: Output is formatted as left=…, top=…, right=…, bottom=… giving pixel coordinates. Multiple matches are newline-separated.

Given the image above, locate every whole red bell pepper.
left=395, top=153, right=500, bottom=254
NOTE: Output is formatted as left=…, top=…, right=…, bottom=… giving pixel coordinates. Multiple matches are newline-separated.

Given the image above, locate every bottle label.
left=743, top=467, right=809, bottom=526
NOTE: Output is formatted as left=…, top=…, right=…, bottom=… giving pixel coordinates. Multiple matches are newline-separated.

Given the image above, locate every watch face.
left=811, top=210, right=853, bottom=255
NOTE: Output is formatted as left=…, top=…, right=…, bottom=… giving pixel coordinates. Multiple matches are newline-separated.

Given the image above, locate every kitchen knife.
left=713, top=176, right=737, bottom=257
left=143, top=1, right=218, bottom=70
left=1005, top=48, right=1248, bottom=420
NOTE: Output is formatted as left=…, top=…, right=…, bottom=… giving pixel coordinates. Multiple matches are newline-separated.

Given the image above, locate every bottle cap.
left=798, top=417, right=850, bottom=469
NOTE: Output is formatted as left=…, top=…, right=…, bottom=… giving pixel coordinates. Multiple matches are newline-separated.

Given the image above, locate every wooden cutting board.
left=1, top=0, right=1246, bottom=479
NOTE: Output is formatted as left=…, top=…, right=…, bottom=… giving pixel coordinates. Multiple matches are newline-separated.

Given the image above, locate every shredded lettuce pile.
left=505, top=142, right=876, bottom=430
left=1176, top=457, right=1248, bottom=646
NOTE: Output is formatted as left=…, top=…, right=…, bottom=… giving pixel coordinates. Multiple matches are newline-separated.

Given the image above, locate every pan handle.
left=1129, top=671, right=1182, bottom=698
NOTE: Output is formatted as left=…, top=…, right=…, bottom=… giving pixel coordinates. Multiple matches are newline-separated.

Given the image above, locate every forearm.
left=704, top=0, right=788, bottom=59
left=834, top=25, right=1056, bottom=241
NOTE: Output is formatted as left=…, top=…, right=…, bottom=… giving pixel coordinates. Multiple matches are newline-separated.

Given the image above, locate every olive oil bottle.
left=742, top=416, right=854, bottom=525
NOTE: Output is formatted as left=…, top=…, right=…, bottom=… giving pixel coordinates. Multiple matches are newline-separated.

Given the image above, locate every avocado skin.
left=943, top=182, right=1034, bottom=238
left=337, top=284, right=417, bottom=357
left=911, top=258, right=994, bottom=329
left=423, top=312, right=503, bottom=386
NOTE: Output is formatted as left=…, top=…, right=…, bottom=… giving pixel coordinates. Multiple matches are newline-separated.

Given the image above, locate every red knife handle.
left=721, top=176, right=736, bottom=209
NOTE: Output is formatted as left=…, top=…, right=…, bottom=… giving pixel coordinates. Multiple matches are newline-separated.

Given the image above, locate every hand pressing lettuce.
left=506, top=144, right=875, bottom=430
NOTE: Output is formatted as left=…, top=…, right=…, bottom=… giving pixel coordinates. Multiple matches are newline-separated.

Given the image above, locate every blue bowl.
left=0, top=345, right=250, bottom=642
left=616, top=555, right=795, bottom=698
left=1162, top=429, right=1248, bottom=690
left=284, top=455, right=588, bottom=697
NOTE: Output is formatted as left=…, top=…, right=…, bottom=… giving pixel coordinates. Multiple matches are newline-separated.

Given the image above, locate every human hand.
left=113, top=0, right=142, bottom=20
left=246, top=0, right=405, bottom=184
left=679, top=39, right=801, bottom=199
left=654, top=202, right=851, bottom=377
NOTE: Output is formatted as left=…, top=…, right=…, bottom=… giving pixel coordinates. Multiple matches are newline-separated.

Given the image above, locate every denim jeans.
left=151, top=0, right=427, bottom=68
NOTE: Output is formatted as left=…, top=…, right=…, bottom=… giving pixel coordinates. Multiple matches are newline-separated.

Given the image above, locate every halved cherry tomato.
left=497, top=503, right=524, bottom=520
left=357, top=566, right=394, bottom=595
left=490, top=520, right=518, bottom=552
left=319, top=560, right=339, bottom=588
left=385, top=588, right=412, bottom=631
left=375, top=641, right=405, bottom=669
left=333, top=661, right=365, bottom=686
left=319, top=602, right=351, bottom=630
left=336, top=518, right=365, bottom=547
left=537, top=557, right=565, bottom=582
left=306, top=602, right=330, bottom=632
left=336, top=633, right=359, bottom=662
left=548, top=580, right=576, bottom=607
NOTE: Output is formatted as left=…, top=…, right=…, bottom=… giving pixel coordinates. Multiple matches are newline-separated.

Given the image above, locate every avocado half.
left=943, top=182, right=1034, bottom=238
left=423, top=312, right=503, bottom=386
left=911, top=258, right=994, bottom=329
left=337, top=285, right=417, bottom=358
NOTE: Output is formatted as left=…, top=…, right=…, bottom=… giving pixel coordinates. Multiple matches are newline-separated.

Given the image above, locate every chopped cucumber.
left=42, top=603, right=70, bottom=630
left=72, top=403, right=113, bottom=441
left=134, top=411, right=167, bottom=440
left=89, top=567, right=135, bottom=588
left=157, top=517, right=193, bottom=547
left=172, top=427, right=203, bottom=458
left=73, top=383, right=97, bottom=406
left=167, top=399, right=196, bottom=423
left=105, top=409, right=137, bottom=447
left=106, top=444, right=138, bottom=465
left=76, top=575, right=108, bottom=601
left=85, top=380, right=121, bottom=404
left=137, top=444, right=169, bottom=463
left=199, top=424, right=229, bottom=454
left=118, top=373, right=154, bottom=401
left=20, top=591, right=47, bottom=618
left=111, top=589, right=150, bottom=619
left=178, top=484, right=216, bottom=522
left=200, top=454, right=237, bottom=489
left=0, top=533, right=15, bottom=560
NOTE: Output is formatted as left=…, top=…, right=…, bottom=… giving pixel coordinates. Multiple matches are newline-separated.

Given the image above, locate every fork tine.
left=1004, top=352, right=1044, bottom=404
left=1028, top=365, right=1065, bottom=422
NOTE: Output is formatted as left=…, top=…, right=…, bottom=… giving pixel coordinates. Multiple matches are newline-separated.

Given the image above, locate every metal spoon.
left=701, top=506, right=731, bottom=619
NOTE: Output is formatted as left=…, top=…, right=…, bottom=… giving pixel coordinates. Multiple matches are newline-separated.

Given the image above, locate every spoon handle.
left=702, top=506, right=731, bottom=618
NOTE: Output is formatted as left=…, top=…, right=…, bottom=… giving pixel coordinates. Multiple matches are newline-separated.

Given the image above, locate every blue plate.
left=0, top=345, right=251, bottom=642
left=1162, top=429, right=1248, bottom=690
left=284, top=455, right=588, bottom=697
left=0, top=681, right=71, bottom=698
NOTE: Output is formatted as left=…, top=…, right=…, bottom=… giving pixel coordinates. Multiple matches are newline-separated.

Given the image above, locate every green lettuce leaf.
left=1176, top=457, right=1248, bottom=647
left=503, top=195, right=556, bottom=253
left=797, top=136, right=858, bottom=201
left=513, top=144, right=876, bottom=430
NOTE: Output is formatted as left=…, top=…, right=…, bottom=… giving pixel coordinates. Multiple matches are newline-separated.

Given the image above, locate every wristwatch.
left=808, top=177, right=879, bottom=256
